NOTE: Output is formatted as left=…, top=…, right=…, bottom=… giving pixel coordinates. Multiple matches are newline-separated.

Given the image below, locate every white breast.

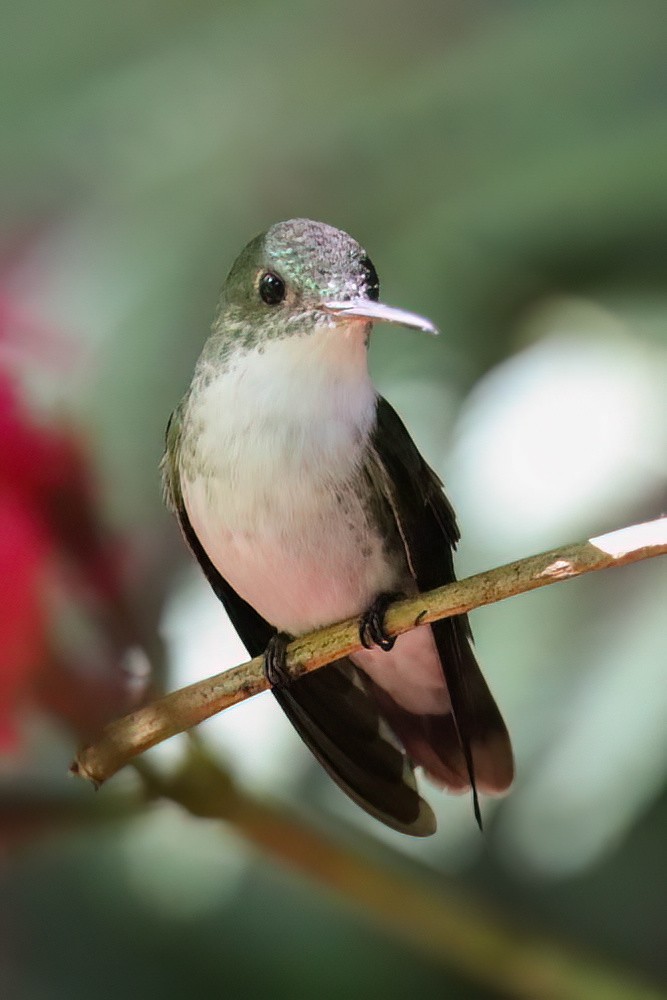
left=180, top=325, right=399, bottom=633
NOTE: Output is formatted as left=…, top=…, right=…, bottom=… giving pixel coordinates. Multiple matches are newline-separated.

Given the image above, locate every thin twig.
left=72, top=517, right=667, bottom=785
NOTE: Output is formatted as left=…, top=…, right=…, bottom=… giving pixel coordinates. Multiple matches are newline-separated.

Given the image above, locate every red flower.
left=0, top=298, right=150, bottom=751
left=0, top=375, right=53, bottom=748
left=0, top=492, right=49, bottom=748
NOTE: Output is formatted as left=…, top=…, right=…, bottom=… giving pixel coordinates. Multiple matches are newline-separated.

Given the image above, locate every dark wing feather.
left=162, top=409, right=436, bottom=837
left=368, top=397, right=514, bottom=819
left=271, top=664, right=436, bottom=835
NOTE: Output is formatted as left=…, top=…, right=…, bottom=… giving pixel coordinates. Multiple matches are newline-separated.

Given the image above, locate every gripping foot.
left=263, top=632, right=293, bottom=689
left=359, top=592, right=402, bottom=652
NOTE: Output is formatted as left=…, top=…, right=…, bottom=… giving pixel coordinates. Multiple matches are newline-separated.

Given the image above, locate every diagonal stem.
left=71, top=517, right=667, bottom=785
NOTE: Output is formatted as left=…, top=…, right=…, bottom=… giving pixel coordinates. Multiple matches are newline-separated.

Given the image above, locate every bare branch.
left=72, top=517, right=667, bottom=785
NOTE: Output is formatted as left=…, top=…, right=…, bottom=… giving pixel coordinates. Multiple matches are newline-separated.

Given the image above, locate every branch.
left=72, top=517, right=667, bottom=785
left=136, top=745, right=666, bottom=1000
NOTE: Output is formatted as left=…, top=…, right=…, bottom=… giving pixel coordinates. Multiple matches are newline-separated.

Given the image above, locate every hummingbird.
left=162, top=219, right=513, bottom=836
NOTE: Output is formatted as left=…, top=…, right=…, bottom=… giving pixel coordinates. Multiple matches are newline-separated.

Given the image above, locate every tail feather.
left=364, top=617, right=514, bottom=804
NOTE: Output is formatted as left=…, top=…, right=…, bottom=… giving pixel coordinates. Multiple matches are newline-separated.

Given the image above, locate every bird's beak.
left=323, top=299, right=439, bottom=336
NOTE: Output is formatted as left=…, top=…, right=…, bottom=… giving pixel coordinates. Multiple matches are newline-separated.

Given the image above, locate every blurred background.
left=1, top=1, right=666, bottom=997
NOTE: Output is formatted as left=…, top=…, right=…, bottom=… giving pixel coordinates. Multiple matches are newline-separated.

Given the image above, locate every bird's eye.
left=359, top=255, right=380, bottom=301
left=259, top=272, right=286, bottom=305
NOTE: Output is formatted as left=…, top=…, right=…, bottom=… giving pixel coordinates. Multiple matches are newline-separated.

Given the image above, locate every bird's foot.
left=263, top=632, right=293, bottom=689
left=359, top=592, right=403, bottom=652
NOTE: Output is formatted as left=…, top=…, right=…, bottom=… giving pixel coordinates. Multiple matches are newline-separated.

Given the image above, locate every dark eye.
left=359, top=255, right=380, bottom=301
left=259, top=272, right=286, bottom=305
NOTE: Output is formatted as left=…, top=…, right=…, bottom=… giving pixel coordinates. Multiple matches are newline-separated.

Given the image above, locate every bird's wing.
left=364, top=396, right=514, bottom=820
left=162, top=407, right=436, bottom=837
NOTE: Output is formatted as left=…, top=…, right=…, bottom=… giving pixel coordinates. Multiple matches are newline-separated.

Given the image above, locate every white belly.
left=182, top=470, right=398, bottom=634
left=183, top=463, right=450, bottom=714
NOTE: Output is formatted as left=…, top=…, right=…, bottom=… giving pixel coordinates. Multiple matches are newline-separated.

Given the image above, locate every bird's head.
left=210, top=219, right=438, bottom=356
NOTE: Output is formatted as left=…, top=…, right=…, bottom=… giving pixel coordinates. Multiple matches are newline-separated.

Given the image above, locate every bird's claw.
left=359, top=592, right=402, bottom=651
left=263, top=632, right=293, bottom=688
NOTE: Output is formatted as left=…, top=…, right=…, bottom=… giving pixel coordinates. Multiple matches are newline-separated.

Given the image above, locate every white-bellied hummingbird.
left=162, top=219, right=513, bottom=836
